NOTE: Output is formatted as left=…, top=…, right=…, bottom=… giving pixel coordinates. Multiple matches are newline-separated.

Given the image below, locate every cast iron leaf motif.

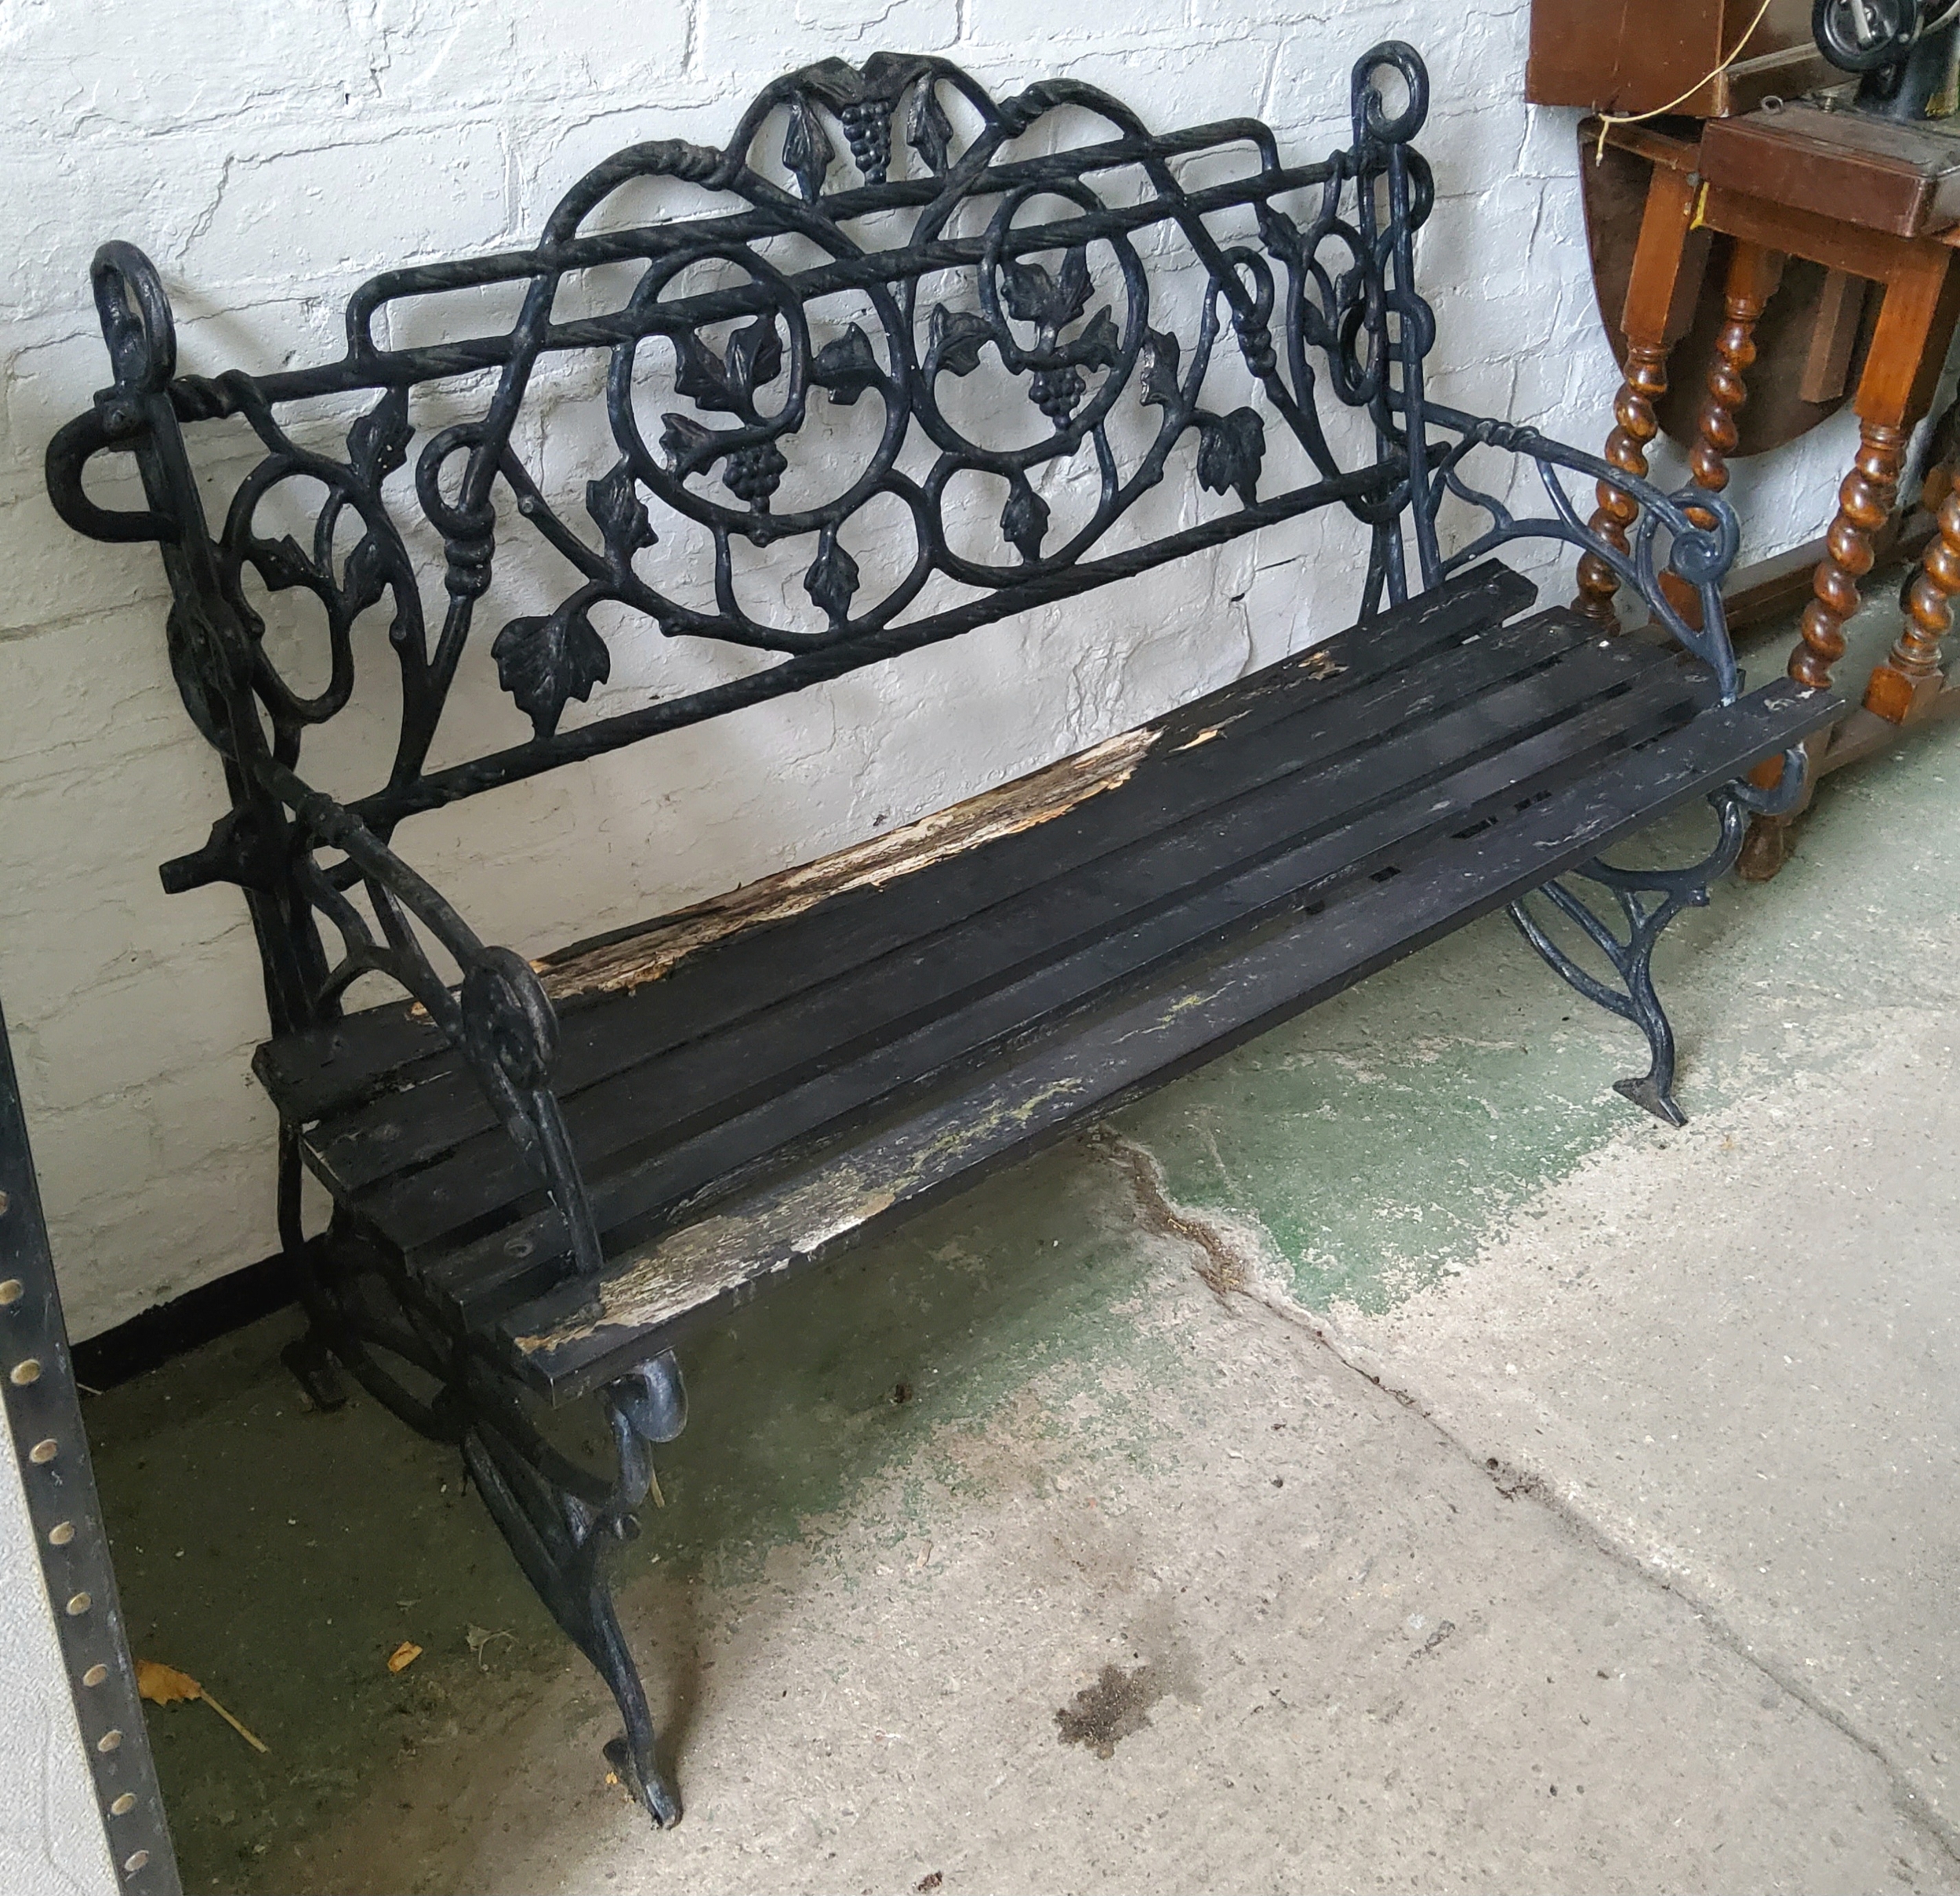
left=1254, top=200, right=1303, bottom=266
left=782, top=93, right=835, bottom=202
left=1075, top=307, right=1121, bottom=371
left=673, top=332, right=735, bottom=413
left=1000, top=476, right=1049, bottom=562
left=347, top=386, right=412, bottom=488
left=907, top=79, right=953, bottom=174
left=659, top=412, right=722, bottom=477
left=673, top=318, right=782, bottom=416
left=250, top=532, right=314, bottom=591
left=725, top=315, right=783, bottom=398
left=342, top=533, right=393, bottom=622
left=812, top=324, right=884, bottom=404
left=1001, top=249, right=1093, bottom=330
left=1196, top=406, right=1266, bottom=503
left=586, top=463, right=656, bottom=568
left=804, top=531, right=860, bottom=626
left=1054, top=249, right=1092, bottom=328
left=999, top=259, right=1048, bottom=325
left=929, top=306, right=994, bottom=376
left=1139, top=329, right=1182, bottom=409
left=492, top=601, right=612, bottom=739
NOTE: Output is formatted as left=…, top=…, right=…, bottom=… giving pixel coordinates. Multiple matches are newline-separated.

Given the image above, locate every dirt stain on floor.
left=1055, top=1662, right=1167, bottom=1759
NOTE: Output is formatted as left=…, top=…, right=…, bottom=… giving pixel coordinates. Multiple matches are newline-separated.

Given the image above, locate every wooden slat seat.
left=253, top=561, right=1829, bottom=1400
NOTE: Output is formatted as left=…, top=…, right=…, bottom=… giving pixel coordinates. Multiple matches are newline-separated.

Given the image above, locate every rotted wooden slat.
left=495, top=676, right=1840, bottom=1404
left=314, top=593, right=1581, bottom=1212
left=427, top=652, right=1711, bottom=1333
left=252, top=560, right=1537, bottom=1128
left=343, top=611, right=1649, bottom=1259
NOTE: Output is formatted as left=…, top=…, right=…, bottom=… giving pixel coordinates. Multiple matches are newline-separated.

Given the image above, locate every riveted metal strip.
left=0, top=998, right=180, bottom=1896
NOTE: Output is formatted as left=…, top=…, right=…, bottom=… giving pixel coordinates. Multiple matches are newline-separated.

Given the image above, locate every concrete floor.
left=83, top=588, right=1960, bottom=1895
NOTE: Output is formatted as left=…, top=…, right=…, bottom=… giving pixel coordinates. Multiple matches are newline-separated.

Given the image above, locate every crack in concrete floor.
left=1097, top=1124, right=1960, bottom=1873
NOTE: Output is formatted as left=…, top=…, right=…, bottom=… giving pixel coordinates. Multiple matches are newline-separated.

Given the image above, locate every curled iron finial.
left=44, top=242, right=184, bottom=545
left=1351, top=41, right=1429, bottom=147
left=91, top=241, right=177, bottom=397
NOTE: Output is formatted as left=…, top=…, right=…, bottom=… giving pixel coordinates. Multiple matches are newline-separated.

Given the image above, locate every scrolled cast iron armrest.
left=261, top=762, right=608, bottom=1282
left=1420, top=406, right=1816, bottom=807
left=1421, top=407, right=1744, bottom=700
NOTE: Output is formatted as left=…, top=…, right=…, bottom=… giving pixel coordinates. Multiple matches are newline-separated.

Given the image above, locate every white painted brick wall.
left=1, top=0, right=1860, bottom=1337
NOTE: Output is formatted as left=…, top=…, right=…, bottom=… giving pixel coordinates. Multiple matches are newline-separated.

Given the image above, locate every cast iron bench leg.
left=280, top=1157, right=690, bottom=1826
left=460, top=1356, right=688, bottom=1829
left=278, top=1328, right=348, bottom=1412
left=459, top=1357, right=690, bottom=1827
left=1506, top=789, right=1753, bottom=1127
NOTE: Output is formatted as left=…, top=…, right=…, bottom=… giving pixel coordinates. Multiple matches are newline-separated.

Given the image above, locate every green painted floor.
left=77, top=585, right=1960, bottom=1894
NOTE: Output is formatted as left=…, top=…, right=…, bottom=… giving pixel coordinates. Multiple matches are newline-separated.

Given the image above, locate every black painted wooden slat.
left=319, top=598, right=1594, bottom=1208
left=346, top=616, right=1650, bottom=1255
left=255, top=561, right=1536, bottom=1124
left=495, top=677, right=1840, bottom=1403
left=430, top=658, right=1709, bottom=1330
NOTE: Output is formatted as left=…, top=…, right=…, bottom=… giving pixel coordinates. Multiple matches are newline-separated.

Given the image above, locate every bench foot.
left=278, top=1328, right=349, bottom=1411
left=1613, top=1073, right=1689, bottom=1130
left=1508, top=792, right=1754, bottom=1126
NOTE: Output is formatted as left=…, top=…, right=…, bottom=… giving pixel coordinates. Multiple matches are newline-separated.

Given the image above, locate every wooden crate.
left=1526, top=0, right=1838, bottom=117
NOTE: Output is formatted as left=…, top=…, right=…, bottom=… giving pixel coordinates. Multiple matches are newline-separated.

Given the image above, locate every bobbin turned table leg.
left=1573, top=166, right=1710, bottom=625
left=1661, top=242, right=1785, bottom=623
left=1740, top=244, right=1960, bottom=881
left=1866, top=488, right=1960, bottom=721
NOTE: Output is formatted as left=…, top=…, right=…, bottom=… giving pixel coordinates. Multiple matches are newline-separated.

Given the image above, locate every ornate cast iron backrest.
left=45, top=38, right=1752, bottom=1285
left=49, top=42, right=1439, bottom=847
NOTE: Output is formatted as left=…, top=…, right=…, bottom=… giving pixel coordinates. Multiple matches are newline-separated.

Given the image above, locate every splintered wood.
left=532, top=727, right=1159, bottom=1006
left=511, top=1077, right=1091, bottom=1364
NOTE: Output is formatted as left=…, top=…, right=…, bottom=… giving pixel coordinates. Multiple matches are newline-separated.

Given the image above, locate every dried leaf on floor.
left=135, top=1658, right=269, bottom=1753
left=387, top=1640, right=423, bottom=1675
left=136, top=1660, right=199, bottom=1706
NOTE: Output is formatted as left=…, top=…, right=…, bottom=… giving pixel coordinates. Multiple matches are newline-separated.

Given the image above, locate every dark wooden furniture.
left=1705, top=104, right=1960, bottom=236
left=1526, top=0, right=1835, bottom=118
left=44, top=42, right=1834, bottom=1830
left=1573, top=109, right=1960, bottom=876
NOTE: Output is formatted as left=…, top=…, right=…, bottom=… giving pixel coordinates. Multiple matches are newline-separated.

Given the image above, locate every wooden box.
left=1527, top=0, right=1838, bottom=117
left=1700, top=104, right=1960, bottom=237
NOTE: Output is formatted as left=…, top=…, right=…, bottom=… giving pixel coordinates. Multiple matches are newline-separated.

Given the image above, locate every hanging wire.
left=1590, top=0, right=1780, bottom=160
left=1592, top=0, right=1960, bottom=160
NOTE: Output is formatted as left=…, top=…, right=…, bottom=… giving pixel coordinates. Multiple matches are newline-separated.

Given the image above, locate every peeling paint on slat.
left=532, top=728, right=1160, bottom=1004
left=514, top=1077, right=1090, bottom=1357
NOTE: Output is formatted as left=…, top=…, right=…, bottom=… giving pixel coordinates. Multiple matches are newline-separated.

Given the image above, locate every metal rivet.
left=109, top=1792, right=136, bottom=1817
left=97, top=1729, right=122, bottom=1753
left=0, top=1279, right=21, bottom=1306
left=28, top=1438, right=57, bottom=1464
left=10, top=1358, right=42, bottom=1386
left=48, top=1521, right=74, bottom=1546
left=123, top=1851, right=149, bottom=1874
left=64, top=1592, right=91, bottom=1616
left=82, top=1664, right=108, bottom=1687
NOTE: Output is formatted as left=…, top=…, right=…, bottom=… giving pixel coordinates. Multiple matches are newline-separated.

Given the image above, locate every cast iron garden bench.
left=47, top=41, right=1836, bottom=1828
